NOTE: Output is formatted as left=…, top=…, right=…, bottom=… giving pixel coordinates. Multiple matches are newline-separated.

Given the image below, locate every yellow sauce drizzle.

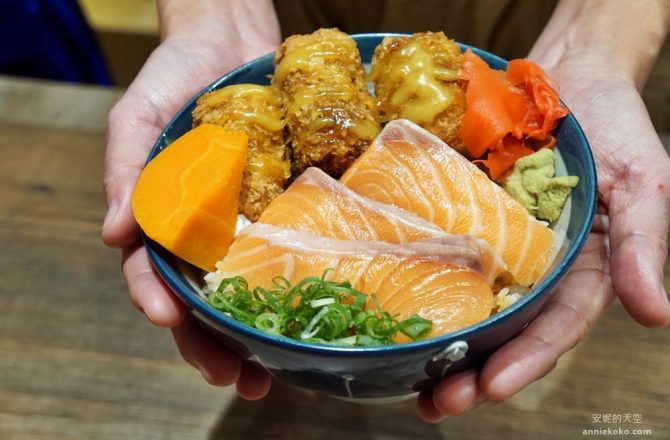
left=276, top=35, right=380, bottom=149
left=201, top=84, right=284, bottom=132
left=371, top=42, right=459, bottom=124
left=247, top=153, right=291, bottom=182
left=348, top=117, right=382, bottom=141
left=274, top=40, right=351, bottom=84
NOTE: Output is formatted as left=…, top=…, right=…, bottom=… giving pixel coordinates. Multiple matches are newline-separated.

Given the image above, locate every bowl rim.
left=143, top=32, right=597, bottom=356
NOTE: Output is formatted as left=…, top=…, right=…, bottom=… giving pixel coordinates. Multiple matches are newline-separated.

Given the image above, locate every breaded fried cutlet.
left=192, top=84, right=290, bottom=221
left=273, top=28, right=381, bottom=177
left=370, top=32, right=467, bottom=155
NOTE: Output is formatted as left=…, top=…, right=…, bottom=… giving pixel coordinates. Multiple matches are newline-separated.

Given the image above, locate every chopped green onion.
left=207, top=269, right=433, bottom=346
left=255, top=312, right=281, bottom=335
left=355, top=335, right=386, bottom=347
left=398, top=314, right=433, bottom=340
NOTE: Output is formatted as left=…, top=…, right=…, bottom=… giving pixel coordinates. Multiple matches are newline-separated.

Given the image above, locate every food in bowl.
left=370, top=31, right=466, bottom=154
left=192, top=84, right=289, bottom=222
left=136, top=32, right=596, bottom=398
left=134, top=29, right=581, bottom=347
left=131, top=124, right=248, bottom=271
left=274, top=28, right=381, bottom=177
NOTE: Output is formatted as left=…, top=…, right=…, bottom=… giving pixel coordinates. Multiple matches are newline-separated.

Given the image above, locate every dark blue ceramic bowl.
left=143, top=33, right=596, bottom=400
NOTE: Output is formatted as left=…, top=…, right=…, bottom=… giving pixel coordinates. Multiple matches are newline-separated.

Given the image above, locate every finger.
left=172, top=316, right=242, bottom=386
left=417, top=390, right=446, bottom=423
left=432, top=369, right=481, bottom=416
left=102, top=99, right=162, bottom=249
left=122, top=243, right=187, bottom=327
left=236, top=362, right=272, bottom=401
left=607, top=157, right=670, bottom=327
left=590, top=201, right=609, bottom=234
left=480, top=234, right=615, bottom=401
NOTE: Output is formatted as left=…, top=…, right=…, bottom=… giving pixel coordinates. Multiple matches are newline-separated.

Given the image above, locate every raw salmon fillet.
left=340, top=119, right=555, bottom=286
left=205, top=223, right=494, bottom=338
left=258, top=167, right=509, bottom=286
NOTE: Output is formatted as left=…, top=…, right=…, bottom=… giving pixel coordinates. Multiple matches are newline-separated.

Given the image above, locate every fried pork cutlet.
left=273, top=28, right=381, bottom=177
left=370, top=32, right=467, bottom=155
left=192, top=84, right=290, bottom=221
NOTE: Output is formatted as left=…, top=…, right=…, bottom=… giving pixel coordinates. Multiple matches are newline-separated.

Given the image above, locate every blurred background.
left=0, top=1, right=668, bottom=439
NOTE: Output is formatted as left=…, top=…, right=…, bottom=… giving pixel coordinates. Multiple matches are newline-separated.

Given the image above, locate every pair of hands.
left=102, top=33, right=670, bottom=422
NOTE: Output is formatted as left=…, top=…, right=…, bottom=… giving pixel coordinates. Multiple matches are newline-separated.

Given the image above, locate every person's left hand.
left=417, top=55, right=670, bottom=422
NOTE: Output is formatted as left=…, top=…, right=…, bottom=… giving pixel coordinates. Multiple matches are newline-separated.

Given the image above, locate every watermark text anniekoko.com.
left=582, top=413, right=653, bottom=437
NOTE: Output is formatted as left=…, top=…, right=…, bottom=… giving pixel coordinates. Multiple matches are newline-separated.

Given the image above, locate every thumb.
left=102, top=99, right=162, bottom=248
left=607, top=155, right=670, bottom=328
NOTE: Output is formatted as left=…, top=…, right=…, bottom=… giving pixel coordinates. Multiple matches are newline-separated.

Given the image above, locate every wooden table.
left=1, top=75, right=668, bottom=439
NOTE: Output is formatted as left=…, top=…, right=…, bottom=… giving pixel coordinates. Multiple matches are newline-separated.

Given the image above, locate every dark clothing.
left=274, top=0, right=558, bottom=60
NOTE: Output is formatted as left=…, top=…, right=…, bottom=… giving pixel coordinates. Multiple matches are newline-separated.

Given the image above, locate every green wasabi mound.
left=503, top=148, right=579, bottom=222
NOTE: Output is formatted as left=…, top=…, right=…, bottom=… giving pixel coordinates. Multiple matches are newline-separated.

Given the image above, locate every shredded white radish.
left=309, top=297, right=336, bottom=308
left=300, top=306, right=330, bottom=339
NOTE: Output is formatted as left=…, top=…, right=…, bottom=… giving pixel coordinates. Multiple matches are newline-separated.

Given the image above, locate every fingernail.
left=641, top=252, right=669, bottom=305
left=103, top=201, right=118, bottom=230
left=478, top=399, right=498, bottom=408
left=199, top=364, right=214, bottom=383
left=182, top=356, right=197, bottom=369
left=475, top=393, right=498, bottom=408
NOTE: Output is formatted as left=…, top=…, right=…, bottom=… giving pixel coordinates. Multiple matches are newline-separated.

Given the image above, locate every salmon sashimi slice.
left=340, top=119, right=555, bottom=286
left=205, top=223, right=494, bottom=338
left=258, top=167, right=509, bottom=286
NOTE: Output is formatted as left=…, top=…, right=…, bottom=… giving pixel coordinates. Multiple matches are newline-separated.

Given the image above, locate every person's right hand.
left=102, top=0, right=280, bottom=399
left=417, top=0, right=670, bottom=420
